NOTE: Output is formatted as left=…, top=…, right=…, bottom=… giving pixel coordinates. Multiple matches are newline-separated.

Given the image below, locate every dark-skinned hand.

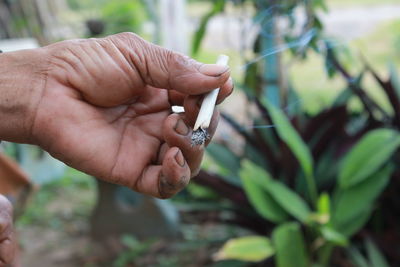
left=0, top=32, right=233, bottom=198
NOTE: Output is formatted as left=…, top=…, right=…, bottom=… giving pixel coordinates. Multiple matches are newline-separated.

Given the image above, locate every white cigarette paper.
left=194, top=54, right=230, bottom=130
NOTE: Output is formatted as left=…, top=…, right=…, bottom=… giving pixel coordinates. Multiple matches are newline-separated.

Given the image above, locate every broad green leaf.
left=262, top=100, right=317, bottom=203
left=207, top=143, right=240, bottom=173
left=241, top=161, right=311, bottom=222
left=207, top=143, right=241, bottom=186
left=240, top=161, right=288, bottom=223
left=320, top=226, right=348, bottom=246
left=333, top=165, right=393, bottom=236
left=214, top=236, right=275, bottom=262
left=339, top=129, right=400, bottom=189
left=365, top=239, right=390, bottom=267
left=348, top=247, right=371, bottom=267
left=338, top=208, right=372, bottom=237
left=272, top=222, right=309, bottom=267
left=264, top=179, right=311, bottom=222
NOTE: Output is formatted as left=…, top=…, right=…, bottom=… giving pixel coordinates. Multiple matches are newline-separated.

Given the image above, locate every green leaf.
left=241, top=161, right=311, bottom=222
left=214, top=236, right=275, bottom=262
left=338, top=208, right=372, bottom=237
left=333, top=165, right=393, bottom=236
left=365, top=239, right=390, bottom=267
left=262, top=99, right=317, bottom=203
left=320, top=226, right=348, bottom=246
left=339, top=129, right=400, bottom=189
left=325, top=53, right=337, bottom=78
left=191, top=0, right=225, bottom=56
left=263, top=179, right=311, bottom=223
left=348, top=247, right=371, bottom=267
left=317, top=192, right=330, bottom=216
left=207, top=143, right=241, bottom=186
left=207, top=143, right=240, bottom=172
left=272, top=222, right=309, bottom=267
left=240, top=161, right=288, bottom=223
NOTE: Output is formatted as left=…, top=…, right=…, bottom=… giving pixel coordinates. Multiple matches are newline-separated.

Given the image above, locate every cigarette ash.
left=191, top=128, right=210, bottom=146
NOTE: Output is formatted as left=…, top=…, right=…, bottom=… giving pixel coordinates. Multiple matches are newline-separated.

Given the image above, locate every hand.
left=0, top=195, right=15, bottom=266
left=0, top=33, right=232, bottom=198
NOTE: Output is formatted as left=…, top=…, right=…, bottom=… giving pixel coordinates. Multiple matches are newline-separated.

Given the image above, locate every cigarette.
left=191, top=54, right=230, bottom=146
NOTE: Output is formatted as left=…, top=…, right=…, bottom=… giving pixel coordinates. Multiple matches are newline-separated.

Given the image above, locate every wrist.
left=0, top=48, right=48, bottom=143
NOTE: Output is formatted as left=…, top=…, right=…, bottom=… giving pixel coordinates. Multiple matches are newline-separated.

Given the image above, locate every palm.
left=34, top=82, right=172, bottom=189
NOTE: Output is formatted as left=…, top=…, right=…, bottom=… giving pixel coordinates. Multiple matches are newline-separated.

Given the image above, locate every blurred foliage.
left=114, top=235, right=155, bottom=267
left=68, top=0, right=151, bottom=37
left=190, top=0, right=400, bottom=266
left=101, top=0, right=147, bottom=35
left=17, top=168, right=95, bottom=228
left=214, top=236, right=274, bottom=262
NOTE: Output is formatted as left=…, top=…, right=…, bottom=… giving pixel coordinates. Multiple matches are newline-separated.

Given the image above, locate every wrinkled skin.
left=1, top=32, right=232, bottom=198
left=0, top=195, right=15, bottom=267
left=33, top=33, right=232, bottom=198
left=0, top=32, right=233, bottom=264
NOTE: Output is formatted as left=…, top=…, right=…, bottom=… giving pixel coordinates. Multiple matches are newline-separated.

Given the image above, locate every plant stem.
left=306, top=173, right=318, bottom=208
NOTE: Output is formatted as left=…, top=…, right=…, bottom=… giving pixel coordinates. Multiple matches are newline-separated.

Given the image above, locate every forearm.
left=0, top=49, right=47, bottom=143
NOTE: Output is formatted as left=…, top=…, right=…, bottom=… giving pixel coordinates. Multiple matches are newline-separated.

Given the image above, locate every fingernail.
left=175, top=150, right=185, bottom=167
left=174, top=119, right=189, bottom=135
left=199, top=64, right=229, bottom=77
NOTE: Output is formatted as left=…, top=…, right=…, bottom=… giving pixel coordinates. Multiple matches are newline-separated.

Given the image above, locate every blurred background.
left=1, top=0, right=400, bottom=266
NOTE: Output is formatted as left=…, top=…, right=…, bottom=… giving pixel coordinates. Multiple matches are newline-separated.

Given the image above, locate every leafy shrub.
left=190, top=0, right=400, bottom=265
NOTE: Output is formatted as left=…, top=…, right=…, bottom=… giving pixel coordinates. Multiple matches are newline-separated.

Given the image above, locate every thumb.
left=108, top=33, right=230, bottom=95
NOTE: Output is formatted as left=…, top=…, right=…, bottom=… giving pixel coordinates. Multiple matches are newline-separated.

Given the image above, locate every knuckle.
left=169, top=52, right=195, bottom=71
left=114, top=32, right=140, bottom=41
left=108, top=32, right=143, bottom=50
